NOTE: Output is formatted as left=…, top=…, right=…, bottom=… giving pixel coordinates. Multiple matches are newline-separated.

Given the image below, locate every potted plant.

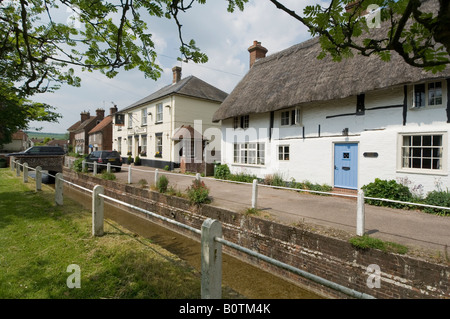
left=140, top=151, right=147, bottom=157
left=134, top=156, right=141, bottom=166
left=127, top=155, right=133, bottom=164
left=155, top=151, right=162, bottom=158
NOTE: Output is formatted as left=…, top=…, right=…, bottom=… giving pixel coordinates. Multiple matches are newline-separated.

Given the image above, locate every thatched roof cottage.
left=213, top=0, right=450, bottom=193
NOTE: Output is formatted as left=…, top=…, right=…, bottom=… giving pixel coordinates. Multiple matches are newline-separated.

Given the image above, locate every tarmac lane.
left=112, top=164, right=450, bottom=258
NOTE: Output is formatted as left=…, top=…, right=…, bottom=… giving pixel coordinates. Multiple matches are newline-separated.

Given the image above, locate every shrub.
left=264, top=173, right=285, bottom=187
left=361, top=178, right=412, bottom=209
left=187, top=179, right=210, bottom=205
left=101, top=172, right=116, bottom=180
left=73, top=158, right=84, bottom=172
left=424, top=190, right=450, bottom=216
left=228, top=172, right=257, bottom=183
left=164, top=165, right=170, bottom=171
left=156, top=175, right=169, bottom=193
left=214, top=164, right=230, bottom=180
left=138, top=179, right=148, bottom=188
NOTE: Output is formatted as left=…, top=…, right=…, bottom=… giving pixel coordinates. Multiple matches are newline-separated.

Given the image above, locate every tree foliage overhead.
left=269, top=0, right=449, bottom=73
left=1, top=0, right=448, bottom=145
left=0, top=0, right=209, bottom=144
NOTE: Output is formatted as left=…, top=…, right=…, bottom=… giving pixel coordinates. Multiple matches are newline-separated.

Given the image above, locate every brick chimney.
left=172, top=66, right=182, bottom=84
left=80, top=111, right=90, bottom=123
left=110, top=105, right=118, bottom=116
left=96, top=108, right=105, bottom=119
left=248, top=40, right=268, bottom=68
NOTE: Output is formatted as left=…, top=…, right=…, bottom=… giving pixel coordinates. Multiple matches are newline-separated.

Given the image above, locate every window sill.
left=231, top=163, right=265, bottom=168
left=396, top=168, right=447, bottom=176
left=409, top=104, right=444, bottom=111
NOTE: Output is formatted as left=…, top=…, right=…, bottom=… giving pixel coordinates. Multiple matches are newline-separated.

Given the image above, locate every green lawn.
left=0, top=168, right=202, bottom=299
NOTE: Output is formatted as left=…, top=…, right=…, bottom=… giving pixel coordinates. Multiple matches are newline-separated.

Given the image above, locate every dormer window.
left=412, top=81, right=443, bottom=108
left=233, top=115, right=249, bottom=129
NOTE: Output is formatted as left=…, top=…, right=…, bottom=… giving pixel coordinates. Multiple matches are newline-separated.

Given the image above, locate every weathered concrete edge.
left=62, top=168, right=450, bottom=299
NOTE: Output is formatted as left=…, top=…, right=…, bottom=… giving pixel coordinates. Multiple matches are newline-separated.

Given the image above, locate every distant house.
left=88, top=106, right=117, bottom=151
left=213, top=1, right=450, bottom=194
left=113, top=66, right=227, bottom=169
left=0, top=130, right=31, bottom=153
left=69, top=109, right=105, bottom=155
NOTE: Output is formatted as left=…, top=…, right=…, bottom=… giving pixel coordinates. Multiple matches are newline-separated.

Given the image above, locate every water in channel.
left=64, top=185, right=324, bottom=299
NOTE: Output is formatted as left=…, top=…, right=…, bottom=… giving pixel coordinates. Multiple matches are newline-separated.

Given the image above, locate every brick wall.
left=63, top=168, right=450, bottom=299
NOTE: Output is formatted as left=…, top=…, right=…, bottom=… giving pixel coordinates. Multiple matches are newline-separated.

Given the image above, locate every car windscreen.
left=102, top=151, right=119, bottom=157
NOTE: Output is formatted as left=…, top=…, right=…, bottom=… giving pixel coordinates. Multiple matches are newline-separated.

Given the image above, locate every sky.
left=28, top=0, right=320, bottom=134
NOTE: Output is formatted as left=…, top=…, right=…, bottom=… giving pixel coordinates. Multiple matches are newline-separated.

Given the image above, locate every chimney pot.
left=248, top=40, right=268, bottom=68
left=96, top=108, right=105, bottom=119
left=110, top=105, right=118, bottom=116
left=80, top=111, right=90, bottom=123
left=172, top=66, right=182, bottom=84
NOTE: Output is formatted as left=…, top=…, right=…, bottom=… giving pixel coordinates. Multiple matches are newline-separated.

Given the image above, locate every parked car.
left=84, top=150, right=122, bottom=172
left=7, top=146, right=65, bottom=156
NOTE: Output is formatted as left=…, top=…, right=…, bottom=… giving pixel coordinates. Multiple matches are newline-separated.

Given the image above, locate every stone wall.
left=62, top=167, right=449, bottom=299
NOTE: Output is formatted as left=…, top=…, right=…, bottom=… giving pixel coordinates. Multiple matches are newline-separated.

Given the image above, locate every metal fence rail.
left=10, top=159, right=376, bottom=299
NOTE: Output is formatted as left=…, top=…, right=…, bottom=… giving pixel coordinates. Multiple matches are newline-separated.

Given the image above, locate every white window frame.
left=398, top=132, right=447, bottom=174
left=155, top=133, right=163, bottom=156
left=156, top=103, right=163, bottom=123
left=128, top=113, right=133, bottom=129
left=411, top=80, right=444, bottom=109
left=141, top=135, right=147, bottom=155
left=117, top=137, right=122, bottom=154
left=141, top=108, right=147, bottom=126
left=281, top=108, right=302, bottom=126
left=233, top=143, right=265, bottom=165
left=233, top=115, right=249, bottom=129
left=278, top=145, right=290, bottom=161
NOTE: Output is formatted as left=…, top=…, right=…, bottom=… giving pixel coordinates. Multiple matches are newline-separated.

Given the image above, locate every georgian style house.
left=113, top=66, right=227, bottom=169
left=213, top=2, right=450, bottom=194
left=70, top=109, right=105, bottom=155
left=88, top=106, right=117, bottom=151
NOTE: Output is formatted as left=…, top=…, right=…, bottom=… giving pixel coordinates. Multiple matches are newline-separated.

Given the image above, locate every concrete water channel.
left=63, top=184, right=324, bottom=299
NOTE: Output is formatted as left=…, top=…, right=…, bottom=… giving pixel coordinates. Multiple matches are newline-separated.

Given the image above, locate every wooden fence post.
left=55, top=173, right=64, bottom=206
left=23, top=163, right=28, bottom=183
left=154, top=169, right=159, bottom=186
left=201, top=218, right=222, bottom=299
left=252, top=179, right=258, bottom=209
left=35, top=166, right=42, bottom=191
left=92, top=185, right=104, bottom=236
left=128, top=166, right=132, bottom=184
left=356, top=189, right=365, bottom=236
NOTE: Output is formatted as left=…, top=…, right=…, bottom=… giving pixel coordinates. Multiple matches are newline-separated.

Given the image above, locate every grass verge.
left=0, top=168, right=203, bottom=299
left=349, top=235, right=409, bottom=255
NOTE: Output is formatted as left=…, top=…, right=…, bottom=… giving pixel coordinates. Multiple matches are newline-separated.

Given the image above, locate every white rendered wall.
left=220, top=83, right=449, bottom=195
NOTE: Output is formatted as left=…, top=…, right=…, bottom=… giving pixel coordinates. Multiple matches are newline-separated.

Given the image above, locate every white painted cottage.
left=113, top=66, right=227, bottom=169
left=213, top=7, right=450, bottom=194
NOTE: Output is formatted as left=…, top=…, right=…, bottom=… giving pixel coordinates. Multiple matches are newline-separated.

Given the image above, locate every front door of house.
left=334, top=143, right=358, bottom=189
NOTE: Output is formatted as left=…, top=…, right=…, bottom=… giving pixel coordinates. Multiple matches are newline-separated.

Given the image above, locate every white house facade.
left=213, top=26, right=450, bottom=194
left=113, top=66, right=227, bottom=169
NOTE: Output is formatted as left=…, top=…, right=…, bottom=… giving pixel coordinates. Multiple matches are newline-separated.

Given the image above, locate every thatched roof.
left=212, top=0, right=450, bottom=122
left=120, top=75, right=228, bottom=113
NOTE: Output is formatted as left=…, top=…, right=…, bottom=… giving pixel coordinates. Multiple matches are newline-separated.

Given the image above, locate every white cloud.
left=29, top=0, right=318, bottom=133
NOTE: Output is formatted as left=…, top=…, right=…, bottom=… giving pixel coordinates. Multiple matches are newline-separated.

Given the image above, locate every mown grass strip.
left=0, top=168, right=202, bottom=299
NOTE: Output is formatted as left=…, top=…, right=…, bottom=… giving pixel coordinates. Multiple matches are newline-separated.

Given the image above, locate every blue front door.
left=334, top=143, right=358, bottom=189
